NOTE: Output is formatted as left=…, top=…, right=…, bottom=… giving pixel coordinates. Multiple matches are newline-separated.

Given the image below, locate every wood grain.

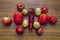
left=0, top=0, right=60, bottom=40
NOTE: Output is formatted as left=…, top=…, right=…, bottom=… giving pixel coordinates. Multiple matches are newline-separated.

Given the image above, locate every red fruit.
left=41, top=6, right=48, bottom=13
left=16, top=26, right=24, bottom=34
left=38, top=14, right=49, bottom=25
left=2, top=17, right=12, bottom=25
left=36, top=28, right=43, bottom=35
left=13, top=12, right=23, bottom=18
left=28, top=8, right=35, bottom=31
left=49, top=16, right=57, bottom=24
left=13, top=12, right=23, bottom=25
left=14, top=17, right=22, bottom=25
left=17, top=3, right=25, bottom=11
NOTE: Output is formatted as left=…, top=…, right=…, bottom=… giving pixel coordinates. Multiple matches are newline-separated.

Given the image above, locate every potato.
left=22, top=19, right=29, bottom=28
left=35, top=8, right=41, bottom=16
left=33, top=21, right=40, bottom=29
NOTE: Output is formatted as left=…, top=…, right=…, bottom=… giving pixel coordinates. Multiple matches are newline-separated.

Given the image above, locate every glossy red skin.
left=28, top=8, right=35, bottom=31
left=14, top=17, right=23, bottom=25
left=13, top=12, right=23, bottom=18
left=36, top=28, right=43, bottom=35
left=41, top=6, right=48, bottom=13
left=38, top=14, right=49, bottom=25
left=2, top=17, right=12, bottom=25
left=13, top=12, right=23, bottom=25
left=17, top=3, right=25, bottom=11
left=16, top=26, right=24, bottom=34
left=49, top=16, right=57, bottom=24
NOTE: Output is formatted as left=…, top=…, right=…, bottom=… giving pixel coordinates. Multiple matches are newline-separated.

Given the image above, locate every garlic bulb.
left=33, top=21, right=40, bottom=29
left=22, top=9, right=28, bottom=15
left=22, top=19, right=29, bottom=28
left=35, top=8, right=41, bottom=16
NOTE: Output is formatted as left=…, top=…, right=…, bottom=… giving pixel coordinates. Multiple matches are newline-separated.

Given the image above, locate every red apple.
left=17, top=3, right=25, bottom=11
left=49, top=16, right=57, bottom=24
left=38, top=14, right=49, bottom=25
left=41, top=6, right=48, bottom=13
left=13, top=12, right=23, bottom=18
left=2, top=17, right=12, bottom=25
left=36, top=28, right=43, bottom=35
left=13, top=12, right=23, bottom=25
left=14, top=17, right=23, bottom=25
left=16, top=26, right=24, bottom=34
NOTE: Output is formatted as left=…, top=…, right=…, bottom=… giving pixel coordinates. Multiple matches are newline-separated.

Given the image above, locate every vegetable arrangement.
left=2, top=3, right=57, bottom=35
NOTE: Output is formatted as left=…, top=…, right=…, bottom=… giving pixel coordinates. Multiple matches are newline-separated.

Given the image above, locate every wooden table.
left=0, top=0, right=60, bottom=40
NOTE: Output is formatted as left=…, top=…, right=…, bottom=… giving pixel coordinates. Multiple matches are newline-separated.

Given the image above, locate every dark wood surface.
left=0, top=0, right=60, bottom=40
